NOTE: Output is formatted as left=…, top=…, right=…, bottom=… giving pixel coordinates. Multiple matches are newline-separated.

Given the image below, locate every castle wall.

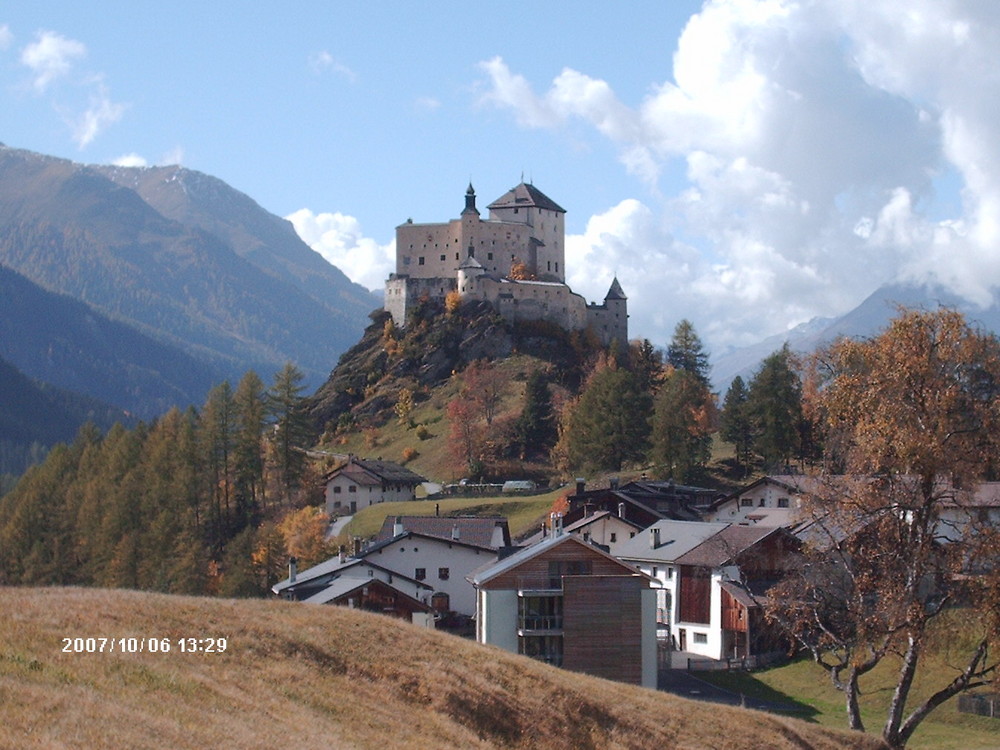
left=387, top=184, right=624, bottom=344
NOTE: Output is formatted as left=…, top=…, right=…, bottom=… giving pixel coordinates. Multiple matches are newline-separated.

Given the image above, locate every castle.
left=384, top=182, right=628, bottom=346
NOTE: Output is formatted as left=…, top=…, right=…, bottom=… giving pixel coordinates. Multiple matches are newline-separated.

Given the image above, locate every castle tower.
left=486, top=182, right=566, bottom=282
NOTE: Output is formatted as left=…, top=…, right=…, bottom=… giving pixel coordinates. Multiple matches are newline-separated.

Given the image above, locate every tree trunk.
left=846, top=668, right=865, bottom=732
left=883, top=635, right=920, bottom=748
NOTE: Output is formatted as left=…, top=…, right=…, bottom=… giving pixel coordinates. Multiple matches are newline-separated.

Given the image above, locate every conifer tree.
left=666, top=319, right=711, bottom=387
left=720, top=375, right=752, bottom=472
left=566, top=360, right=651, bottom=472
left=233, top=370, right=266, bottom=524
left=746, top=344, right=802, bottom=469
left=650, top=369, right=713, bottom=481
left=267, top=362, right=314, bottom=499
left=515, top=369, right=555, bottom=459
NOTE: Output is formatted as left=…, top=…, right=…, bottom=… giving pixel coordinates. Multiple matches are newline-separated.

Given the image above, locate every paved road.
left=657, top=666, right=808, bottom=715
left=326, top=514, right=353, bottom=539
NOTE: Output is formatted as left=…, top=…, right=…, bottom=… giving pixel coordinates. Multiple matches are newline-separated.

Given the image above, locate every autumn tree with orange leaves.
left=765, top=308, right=1000, bottom=749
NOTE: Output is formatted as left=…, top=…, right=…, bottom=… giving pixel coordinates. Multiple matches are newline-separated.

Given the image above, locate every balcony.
left=517, top=614, right=564, bottom=636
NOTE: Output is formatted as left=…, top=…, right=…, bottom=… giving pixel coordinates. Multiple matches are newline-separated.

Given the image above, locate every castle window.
left=440, top=255, right=445, bottom=261
left=403, top=257, right=411, bottom=265
left=418, top=257, right=425, bottom=266
left=487, top=252, right=493, bottom=260
left=455, top=253, right=459, bottom=260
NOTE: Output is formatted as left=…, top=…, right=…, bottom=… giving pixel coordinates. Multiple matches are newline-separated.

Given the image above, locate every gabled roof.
left=271, top=555, right=433, bottom=595
left=616, top=520, right=730, bottom=563
left=487, top=182, right=566, bottom=213
left=365, top=529, right=496, bottom=556
left=468, top=532, right=650, bottom=587
left=324, top=457, right=427, bottom=486
left=674, top=525, right=788, bottom=567
left=374, top=516, right=510, bottom=549
left=302, top=577, right=433, bottom=611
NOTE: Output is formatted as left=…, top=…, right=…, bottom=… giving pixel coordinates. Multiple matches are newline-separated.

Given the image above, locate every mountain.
left=0, top=264, right=220, bottom=419
left=710, top=281, right=1000, bottom=390
left=0, top=354, right=128, bottom=476
left=0, top=587, right=882, bottom=750
left=0, top=144, right=375, bottom=392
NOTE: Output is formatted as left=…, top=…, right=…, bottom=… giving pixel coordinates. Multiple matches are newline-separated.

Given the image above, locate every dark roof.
left=605, top=277, right=627, bottom=301
left=674, top=525, right=783, bottom=567
left=487, top=182, right=566, bottom=213
left=325, top=457, right=426, bottom=486
left=374, top=516, right=511, bottom=549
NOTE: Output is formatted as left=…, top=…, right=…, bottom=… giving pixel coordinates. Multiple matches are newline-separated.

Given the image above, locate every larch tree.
left=565, top=360, right=651, bottom=473
left=764, top=308, right=1000, bottom=749
left=666, top=319, right=711, bottom=387
left=720, top=375, right=752, bottom=472
left=746, top=344, right=803, bottom=469
left=267, top=362, right=314, bottom=500
left=650, top=368, right=713, bottom=482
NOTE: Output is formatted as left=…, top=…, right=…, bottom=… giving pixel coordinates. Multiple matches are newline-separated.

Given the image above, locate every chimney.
left=617, top=502, right=626, bottom=519
left=551, top=512, right=564, bottom=536
left=338, top=545, right=346, bottom=564
left=451, top=523, right=460, bottom=541
left=610, top=476, right=620, bottom=491
left=541, top=522, right=547, bottom=538
left=649, top=527, right=661, bottom=549
left=288, top=556, right=298, bottom=583
left=584, top=502, right=593, bottom=518
left=393, top=516, right=405, bottom=537
left=352, top=536, right=363, bottom=557
left=575, top=478, right=586, bottom=496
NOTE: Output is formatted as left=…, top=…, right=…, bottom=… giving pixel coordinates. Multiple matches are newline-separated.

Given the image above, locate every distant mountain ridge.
left=0, top=143, right=375, bottom=392
left=710, top=281, right=1000, bottom=389
left=0, top=264, right=219, bottom=419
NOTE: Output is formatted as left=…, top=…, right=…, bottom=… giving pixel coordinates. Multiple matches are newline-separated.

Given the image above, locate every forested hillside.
left=0, top=144, right=374, bottom=392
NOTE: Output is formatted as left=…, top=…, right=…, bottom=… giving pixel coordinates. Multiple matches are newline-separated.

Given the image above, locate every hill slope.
left=0, top=264, right=219, bottom=419
left=0, top=144, right=373, bottom=390
left=0, top=588, right=884, bottom=750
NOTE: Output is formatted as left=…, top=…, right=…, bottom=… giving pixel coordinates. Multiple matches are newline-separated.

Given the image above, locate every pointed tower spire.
left=462, top=182, right=479, bottom=216
left=605, top=277, right=627, bottom=300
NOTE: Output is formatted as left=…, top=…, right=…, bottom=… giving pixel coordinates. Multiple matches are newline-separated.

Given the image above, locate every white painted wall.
left=366, top=535, right=493, bottom=616
left=479, top=588, right=519, bottom=653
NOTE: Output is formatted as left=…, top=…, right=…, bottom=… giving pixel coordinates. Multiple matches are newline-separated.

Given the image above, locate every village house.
left=322, top=456, right=426, bottom=516
left=704, top=475, right=813, bottom=527
left=520, top=509, right=644, bottom=558
left=469, top=525, right=657, bottom=688
left=373, top=515, right=511, bottom=550
left=618, top=521, right=798, bottom=663
left=272, top=555, right=435, bottom=627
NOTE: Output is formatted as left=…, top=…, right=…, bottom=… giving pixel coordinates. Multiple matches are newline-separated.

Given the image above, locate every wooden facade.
left=563, top=575, right=645, bottom=684
left=478, top=541, right=634, bottom=591
left=678, top=566, right=711, bottom=624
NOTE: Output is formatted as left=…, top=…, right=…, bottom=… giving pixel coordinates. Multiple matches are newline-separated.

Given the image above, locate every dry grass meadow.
left=0, top=587, right=888, bottom=750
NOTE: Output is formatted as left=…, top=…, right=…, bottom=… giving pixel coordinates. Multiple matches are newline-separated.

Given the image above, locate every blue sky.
left=3, top=1, right=999, bottom=357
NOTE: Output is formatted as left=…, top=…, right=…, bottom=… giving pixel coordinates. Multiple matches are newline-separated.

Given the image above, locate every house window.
left=693, top=632, right=708, bottom=645
left=666, top=567, right=673, bottom=579
left=333, top=501, right=341, bottom=509
left=759, top=498, right=766, bottom=507
left=652, top=566, right=658, bottom=577
left=778, top=497, right=790, bottom=508
left=348, top=485, right=357, bottom=493
left=333, top=486, right=342, bottom=494
left=415, top=568, right=426, bottom=580
left=740, top=498, right=752, bottom=507
left=438, top=567, right=450, bottom=580
left=609, top=533, right=617, bottom=543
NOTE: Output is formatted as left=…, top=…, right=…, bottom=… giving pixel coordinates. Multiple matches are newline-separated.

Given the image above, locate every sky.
left=2, top=1, right=1000, bottom=357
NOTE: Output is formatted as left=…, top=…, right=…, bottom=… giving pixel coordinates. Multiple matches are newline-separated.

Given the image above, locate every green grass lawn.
left=335, top=487, right=564, bottom=543
left=696, top=653, right=999, bottom=750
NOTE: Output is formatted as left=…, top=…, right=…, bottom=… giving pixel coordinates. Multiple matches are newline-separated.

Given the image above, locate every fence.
left=687, top=651, right=786, bottom=672
left=958, top=693, right=999, bottom=719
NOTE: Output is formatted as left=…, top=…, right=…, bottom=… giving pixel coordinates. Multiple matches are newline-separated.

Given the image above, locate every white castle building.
left=384, top=182, right=628, bottom=346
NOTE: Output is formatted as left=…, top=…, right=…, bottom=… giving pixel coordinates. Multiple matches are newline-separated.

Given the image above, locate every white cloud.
left=0, top=25, right=13, bottom=51
left=309, top=50, right=357, bottom=82
left=20, top=30, right=86, bottom=92
left=414, top=96, right=441, bottom=112
left=112, top=152, right=148, bottom=167
left=158, top=146, right=185, bottom=166
left=70, top=82, right=126, bottom=148
left=477, top=0, right=1000, bottom=351
left=286, top=208, right=393, bottom=291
